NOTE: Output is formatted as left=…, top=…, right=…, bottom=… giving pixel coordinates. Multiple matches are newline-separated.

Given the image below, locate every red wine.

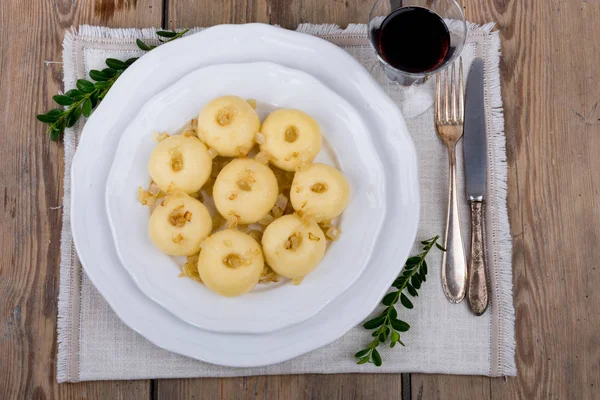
left=377, top=7, right=450, bottom=74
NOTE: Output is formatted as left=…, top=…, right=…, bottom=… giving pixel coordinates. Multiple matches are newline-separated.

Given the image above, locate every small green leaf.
left=37, top=114, right=55, bottom=123
left=400, top=293, right=413, bottom=309
left=47, top=109, right=63, bottom=117
left=389, top=306, right=397, bottom=320
left=422, top=260, right=428, bottom=275
left=77, top=79, right=95, bottom=93
left=363, top=315, right=386, bottom=330
left=357, top=356, right=370, bottom=365
left=372, top=349, right=382, bottom=366
left=136, top=39, right=151, bottom=51
left=89, top=69, right=108, bottom=81
left=436, top=243, right=447, bottom=251
left=37, top=112, right=61, bottom=123
left=421, top=240, right=431, bottom=245
left=406, top=283, right=418, bottom=297
left=411, top=275, right=421, bottom=290
left=419, top=269, right=427, bottom=282
left=105, top=58, right=127, bottom=70
left=94, top=82, right=112, bottom=90
left=156, top=30, right=177, bottom=38
left=372, top=331, right=379, bottom=337
left=382, top=291, right=398, bottom=306
left=406, top=256, right=421, bottom=266
left=390, top=330, right=400, bottom=344
left=355, top=349, right=370, bottom=358
left=393, top=277, right=406, bottom=287
left=82, top=98, right=92, bottom=117
left=50, top=127, right=61, bottom=141
left=90, top=91, right=99, bottom=108
left=101, top=68, right=118, bottom=78
left=378, top=331, right=386, bottom=342
left=94, top=81, right=112, bottom=90
left=65, top=106, right=81, bottom=128
left=125, top=57, right=138, bottom=65
left=391, top=319, right=410, bottom=332
left=65, top=89, right=85, bottom=100
left=53, top=94, right=75, bottom=106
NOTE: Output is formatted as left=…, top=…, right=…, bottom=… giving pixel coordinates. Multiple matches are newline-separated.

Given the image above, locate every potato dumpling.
left=148, top=135, right=212, bottom=194
left=197, top=96, right=260, bottom=157
left=197, top=229, right=264, bottom=297
left=259, top=109, right=322, bottom=171
left=148, top=192, right=212, bottom=256
left=213, top=158, right=279, bottom=224
left=261, top=214, right=326, bottom=279
left=290, top=163, right=350, bottom=222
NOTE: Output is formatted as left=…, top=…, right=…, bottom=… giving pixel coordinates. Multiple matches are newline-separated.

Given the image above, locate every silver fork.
left=435, top=59, right=467, bottom=304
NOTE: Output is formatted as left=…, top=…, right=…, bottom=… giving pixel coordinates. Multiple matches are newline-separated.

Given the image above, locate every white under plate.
left=72, top=24, right=419, bottom=367
left=105, top=62, right=385, bottom=334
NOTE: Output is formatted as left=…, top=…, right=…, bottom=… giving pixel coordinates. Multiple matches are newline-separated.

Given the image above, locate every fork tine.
left=458, top=57, right=464, bottom=123
left=435, top=73, right=441, bottom=123
left=443, top=68, right=449, bottom=123
left=451, top=62, right=456, bottom=123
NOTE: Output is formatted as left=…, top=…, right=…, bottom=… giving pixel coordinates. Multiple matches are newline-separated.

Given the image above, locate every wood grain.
left=0, top=0, right=160, bottom=398
left=167, top=0, right=269, bottom=29
left=413, top=0, right=600, bottom=399
left=155, top=374, right=403, bottom=399
left=411, top=375, right=490, bottom=400
left=270, top=0, right=372, bottom=29
left=157, top=1, right=405, bottom=398
left=2, top=0, right=600, bottom=399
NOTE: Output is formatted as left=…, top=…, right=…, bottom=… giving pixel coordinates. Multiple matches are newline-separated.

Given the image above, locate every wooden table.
left=1, top=0, right=599, bottom=398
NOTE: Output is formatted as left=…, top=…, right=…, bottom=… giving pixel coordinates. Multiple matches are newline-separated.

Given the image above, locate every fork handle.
left=467, top=201, right=489, bottom=315
left=441, top=147, right=467, bottom=303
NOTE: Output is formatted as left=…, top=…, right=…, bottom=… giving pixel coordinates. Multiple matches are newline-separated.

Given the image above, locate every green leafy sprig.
left=354, top=236, right=446, bottom=366
left=37, top=29, right=190, bottom=141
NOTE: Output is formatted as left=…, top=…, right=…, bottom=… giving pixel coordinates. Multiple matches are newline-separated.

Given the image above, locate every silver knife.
left=463, top=58, right=489, bottom=316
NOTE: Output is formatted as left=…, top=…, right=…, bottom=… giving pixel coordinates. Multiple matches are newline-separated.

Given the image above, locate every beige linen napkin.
left=57, top=23, right=515, bottom=382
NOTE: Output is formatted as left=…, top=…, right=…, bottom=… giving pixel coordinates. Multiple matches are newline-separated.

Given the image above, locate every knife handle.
left=467, top=201, right=489, bottom=315
left=441, top=148, right=467, bottom=303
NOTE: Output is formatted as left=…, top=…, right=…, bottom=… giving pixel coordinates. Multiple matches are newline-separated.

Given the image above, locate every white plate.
left=106, top=62, right=385, bottom=333
left=72, top=24, right=419, bottom=367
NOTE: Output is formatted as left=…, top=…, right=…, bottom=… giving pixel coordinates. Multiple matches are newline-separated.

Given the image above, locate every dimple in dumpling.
left=261, top=214, right=326, bottom=279
left=148, top=135, right=212, bottom=194
left=213, top=158, right=279, bottom=224
left=259, top=109, right=322, bottom=171
left=197, top=229, right=264, bottom=297
left=290, top=163, right=350, bottom=222
left=148, top=192, right=212, bottom=256
left=197, top=96, right=260, bottom=157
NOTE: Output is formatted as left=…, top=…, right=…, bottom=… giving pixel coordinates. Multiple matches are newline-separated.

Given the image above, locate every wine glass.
left=368, top=0, right=467, bottom=86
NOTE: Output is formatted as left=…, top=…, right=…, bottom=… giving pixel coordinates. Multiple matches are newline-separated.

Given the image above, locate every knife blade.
left=463, top=58, right=490, bottom=316
left=463, top=58, right=487, bottom=201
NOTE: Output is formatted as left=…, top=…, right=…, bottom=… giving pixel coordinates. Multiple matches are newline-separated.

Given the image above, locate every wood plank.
left=489, top=0, right=600, bottom=396
left=270, top=0, right=371, bottom=29
left=411, top=375, right=490, bottom=400
left=155, top=374, right=403, bottom=399
left=410, top=2, right=497, bottom=397
left=413, top=0, right=600, bottom=399
left=166, top=0, right=270, bottom=28
left=156, top=1, right=405, bottom=399
left=157, top=2, right=404, bottom=399
left=0, top=0, right=160, bottom=398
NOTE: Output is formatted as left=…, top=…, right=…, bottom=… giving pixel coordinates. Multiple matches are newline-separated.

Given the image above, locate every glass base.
left=379, top=64, right=436, bottom=118
left=382, top=62, right=429, bottom=86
